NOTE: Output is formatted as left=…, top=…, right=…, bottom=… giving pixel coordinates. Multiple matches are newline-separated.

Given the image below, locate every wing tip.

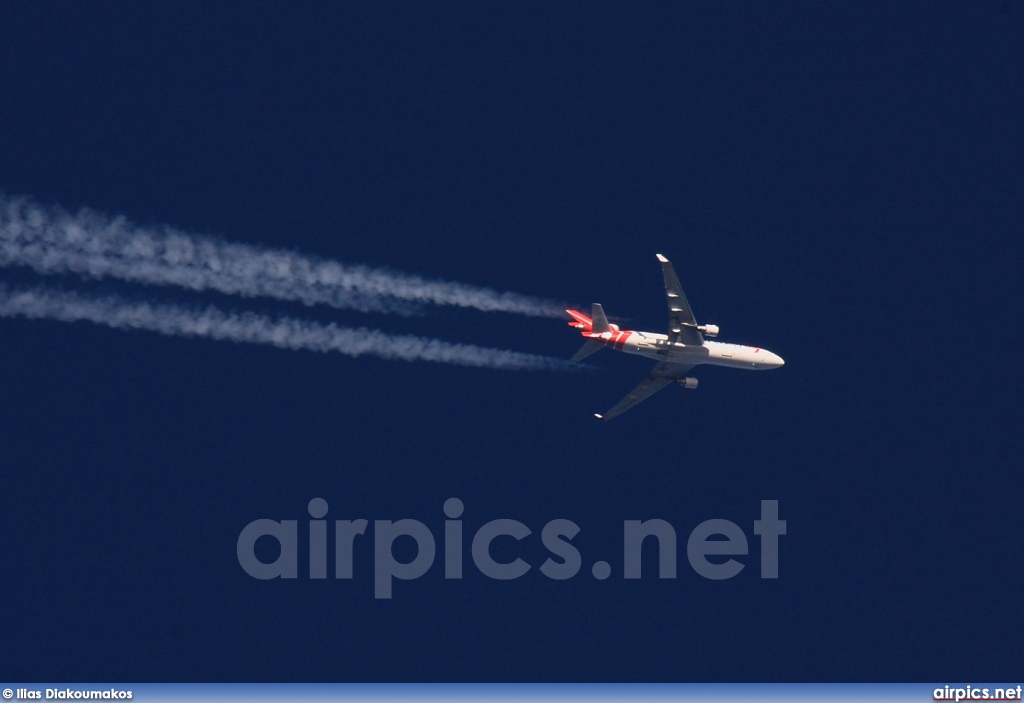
left=656, top=253, right=669, bottom=263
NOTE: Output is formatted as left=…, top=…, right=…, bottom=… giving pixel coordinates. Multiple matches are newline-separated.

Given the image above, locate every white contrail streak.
left=0, top=285, right=577, bottom=371
left=0, top=195, right=565, bottom=317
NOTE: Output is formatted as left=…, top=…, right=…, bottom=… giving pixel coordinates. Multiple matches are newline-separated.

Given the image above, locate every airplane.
left=567, top=254, right=784, bottom=420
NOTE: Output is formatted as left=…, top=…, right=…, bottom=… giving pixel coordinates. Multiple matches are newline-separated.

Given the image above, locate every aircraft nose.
left=772, top=353, right=785, bottom=367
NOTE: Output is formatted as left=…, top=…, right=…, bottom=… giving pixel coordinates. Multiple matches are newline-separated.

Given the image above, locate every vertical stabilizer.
left=590, top=303, right=611, bottom=334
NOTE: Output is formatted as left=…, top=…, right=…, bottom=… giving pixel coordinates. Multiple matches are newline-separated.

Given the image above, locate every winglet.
left=656, top=253, right=669, bottom=263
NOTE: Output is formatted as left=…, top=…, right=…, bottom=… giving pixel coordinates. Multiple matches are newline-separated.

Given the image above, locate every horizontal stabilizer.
left=566, top=309, right=593, bottom=330
left=571, top=339, right=604, bottom=362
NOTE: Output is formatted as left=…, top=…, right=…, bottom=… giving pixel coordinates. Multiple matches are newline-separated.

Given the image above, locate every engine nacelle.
left=698, top=324, right=719, bottom=337
left=676, top=377, right=699, bottom=389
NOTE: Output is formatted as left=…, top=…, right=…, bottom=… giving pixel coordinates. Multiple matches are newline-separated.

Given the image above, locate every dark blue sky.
left=1, top=1, right=1022, bottom=682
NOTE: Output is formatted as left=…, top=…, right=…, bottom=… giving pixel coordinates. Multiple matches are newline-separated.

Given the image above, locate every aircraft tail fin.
left=590, top=303, right=611, bottom=334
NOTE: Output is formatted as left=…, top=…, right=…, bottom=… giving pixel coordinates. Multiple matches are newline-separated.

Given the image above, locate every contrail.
left=0, top=195, right=565, bottom=317
left=0, top=285, right=578, bottom=372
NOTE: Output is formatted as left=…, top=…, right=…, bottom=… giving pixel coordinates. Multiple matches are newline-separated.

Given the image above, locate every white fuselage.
left=595, top=329, right=785, bottom=370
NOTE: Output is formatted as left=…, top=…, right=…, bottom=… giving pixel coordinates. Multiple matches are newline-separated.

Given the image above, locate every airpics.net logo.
left=236, top=498, right=786, bottom=598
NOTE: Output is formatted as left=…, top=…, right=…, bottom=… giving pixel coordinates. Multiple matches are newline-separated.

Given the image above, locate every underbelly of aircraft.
left=630, top=345, right=759, bottom=369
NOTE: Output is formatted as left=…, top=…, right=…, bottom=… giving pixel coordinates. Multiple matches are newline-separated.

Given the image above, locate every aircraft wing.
left=596, top=361, right=694, bottom=421
left=656, top=254, right=704, bottom=346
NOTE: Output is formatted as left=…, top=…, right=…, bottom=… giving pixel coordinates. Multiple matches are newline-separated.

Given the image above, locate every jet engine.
left=676, top=377, right=699, bottom=389
left=698, top=324, right=719, bottom=337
